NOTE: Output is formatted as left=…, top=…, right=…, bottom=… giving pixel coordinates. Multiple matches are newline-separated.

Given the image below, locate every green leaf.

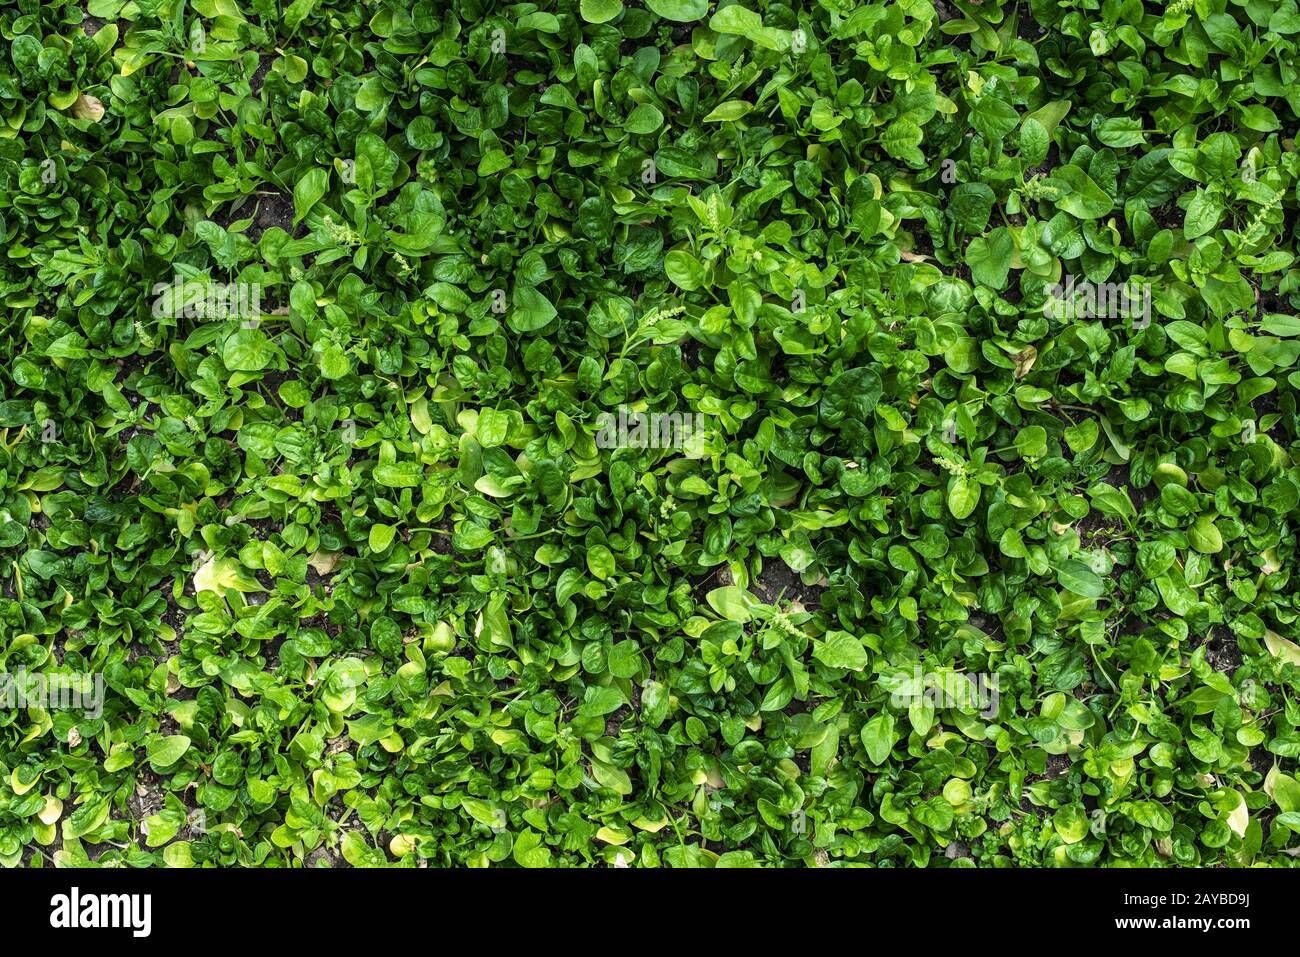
left=706, top=586, right=756, bottom=622
left=283, top=0, right=318, bottom=29
left=580, top=0, right=623, bottom=23
left=625, top=103, right=664, bottom=134
left=374, top=462, right=422, bottom=488
left=1057, top=560, right=1104, bottom=598
left=146, top=735, right=192, bottom=768
left=813, top=632, right=868, bottom=671
left=1183, top=188, right=1223, bottom=238
left=965, top=228, right=1013, bottom=288
left=861, top=713, right=897, bottom=765
left=1189, top=515, right=1224, bottom=554
left=222, top=329, right=273, bottom=372
left=665, top=249, right=706, bottom=290
left=580, top=685, right=625, bottom=717
left=292, top=168, right=330, bottom=225
left=369, top=523, right=396, bottom=552
left=947, top=475, right=979, bottom=519
left=508, top=286, right=558, bottom=333
left=1054, top=165, right=1114, bottom=219
left=970, top=95, right=1019, bottom=142
left=646, top=0, right=708, bottom=20
left=1053, top=804, right=1090, bottom=844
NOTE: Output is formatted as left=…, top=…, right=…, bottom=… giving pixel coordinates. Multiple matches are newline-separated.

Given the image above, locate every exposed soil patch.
left=158, top=711, right=183, bottom=737
left=251, top=190, right=296, bottom=243
left=944, top=841, right=971, bottom=860
left=1106, top=463, right=1156, bottom=509
left=262, top=633, right=289, bottom=670
left=689, top=565, right=730, bottom=606
left=605, top=706, right=629, bottom=737
left=161, top=585, right=186, bottom=633
left=1154, top=205, right=1182, bottom=232
left=1042, top=753, right=1070, bottom=779
left=1017, top=14, right=1046, bottom=40
left=250, top=55, right=274, bottom=96
left=430, top=516, right=455, bottom=555
left=130, top=768, right=167, bottom=822
left=752, top=559, right=823, bottom=609
left=1018, top=796, right=1047, bottom=819
left=1075, top=508, right=1120, bottom=548
left=909, top=226, right=935, bottom=259
left=212, top=189, right=298, bottom=245
left=1253, top=387, right=1281, bottom=420
left=1191, top=628, right=1243, bottom=674
left=1249, top=749, right=1273, bottom=776
left=306, top=844, right=343, bottom=868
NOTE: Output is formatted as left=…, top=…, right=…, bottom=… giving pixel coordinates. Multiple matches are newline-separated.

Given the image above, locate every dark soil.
left=680, top=339, right=703, bottom=371
left=944, top=841, right=971, bottom=859
left=1192, top=628, right=1244, bottom=674
left=1017, top=14, right=1046, bottom=40
left=251, top=190, right=296, bottom=243
left=1249, top=749, right=1273, bottom=776
left=752, top=559, right=824, bottom=610
left=689, top=565, right=730, bottom=606
left=1154, top=205, right=1183, bottom=232
left=250, top=55, right=274, bottom=96
left=157, top=711, right=183, bottom=737
left=161, top=585, right=186, bottom=633
left=306, top=844, right=343, bottom=868
left=430, top=516, right=455, bottom=555
left=1075, top=509, right=1120, bottom=547
left=910, top=227, right=935, bottom=259
left=1043, top=753, right=1070, bottom=779
left=262, top=633, right=289, bottom=670
left=605, top=706, right=629, bottom=737
left=130, top=768, right=167, bottom=822
left=1107, top=463, right=1156, bottom=508
left=1253, top=387, right=1280, bottom=419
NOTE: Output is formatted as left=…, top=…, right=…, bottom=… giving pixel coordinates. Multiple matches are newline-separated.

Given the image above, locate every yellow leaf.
left=10, top=768, right=37, bottom=795
left=389, top=834, right=417, bottom=856
left=307, top=551, right=339, bottom=575
left=1265, top=630, right=1300, bottom=666
left=193, top=555, right=261, bottom=594
left=596, top=826, right=630, bottom=845
left=71, top=94, right=105, bottom=122
left=1014, top=345, right=1038, bottom=379
left=38, top=795, right=63, bottom=825
left=1227, top=792, right=1250, bottom=838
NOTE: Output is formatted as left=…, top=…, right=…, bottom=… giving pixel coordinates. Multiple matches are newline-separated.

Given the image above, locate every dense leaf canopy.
left=2, top=0, right=1300, bottom=867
